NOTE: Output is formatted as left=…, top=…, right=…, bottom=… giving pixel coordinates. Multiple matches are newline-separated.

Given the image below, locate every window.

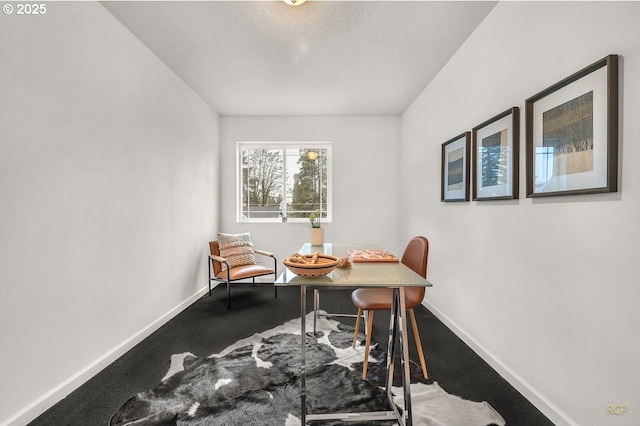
left=237, top=142, right=332, bottom=224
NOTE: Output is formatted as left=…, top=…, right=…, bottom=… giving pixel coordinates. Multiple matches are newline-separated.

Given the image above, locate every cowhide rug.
left=110, top=312, right=505, bottom=426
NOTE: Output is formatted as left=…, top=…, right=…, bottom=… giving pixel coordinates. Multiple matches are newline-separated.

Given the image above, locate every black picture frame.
left=441, top=132, right=471, bottom=202
left=472, top=107, right=520, bottom=200
left=525, top=54, right=618, bottom=197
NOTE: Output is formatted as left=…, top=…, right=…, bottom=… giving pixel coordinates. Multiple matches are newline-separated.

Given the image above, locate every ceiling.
left=102, top=1, right=497, bottom=116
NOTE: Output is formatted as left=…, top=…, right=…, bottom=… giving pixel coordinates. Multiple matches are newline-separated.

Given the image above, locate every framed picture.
left=525, top=54, right=618, bottom=197
left=472, top=107, right=520, bottom=200
left=441, top=132, right=471, bottom=202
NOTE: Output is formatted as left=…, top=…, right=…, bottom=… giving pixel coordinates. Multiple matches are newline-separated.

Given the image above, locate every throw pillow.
left=217, top=232, right=256, bottom=270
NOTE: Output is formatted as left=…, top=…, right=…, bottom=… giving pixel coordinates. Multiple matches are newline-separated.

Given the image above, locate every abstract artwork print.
left=542, top=91, right=594, bottom=177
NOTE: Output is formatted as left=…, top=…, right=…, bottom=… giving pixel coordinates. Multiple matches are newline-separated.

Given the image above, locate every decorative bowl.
left=282, top=254, right=339, bottom=277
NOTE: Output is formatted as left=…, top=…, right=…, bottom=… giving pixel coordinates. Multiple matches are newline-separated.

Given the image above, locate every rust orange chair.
left=208, top=240, right=277, bottom=309
left=351, top=236, right=429, bottom=380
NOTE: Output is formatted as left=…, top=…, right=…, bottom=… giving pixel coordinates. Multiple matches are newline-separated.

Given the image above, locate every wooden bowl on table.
left=282, top=254, right=339, bottom=277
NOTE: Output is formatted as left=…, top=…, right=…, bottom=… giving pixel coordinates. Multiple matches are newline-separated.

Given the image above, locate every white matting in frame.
left=526, top=54, right=618, bottom=197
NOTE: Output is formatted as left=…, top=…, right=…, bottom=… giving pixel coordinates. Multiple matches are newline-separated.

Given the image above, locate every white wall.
left=0, top=3, right=220, bottom=424
left=219, top=116, right=402, bottom=260
left=400, top=2, right=640, bottom=425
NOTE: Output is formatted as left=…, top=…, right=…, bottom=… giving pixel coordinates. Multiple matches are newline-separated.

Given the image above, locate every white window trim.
left=236, top=141, right=332, bottom=224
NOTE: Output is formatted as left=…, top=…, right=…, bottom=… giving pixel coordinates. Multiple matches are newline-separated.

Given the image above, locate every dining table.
left=275, top=243, right=433, bottom=426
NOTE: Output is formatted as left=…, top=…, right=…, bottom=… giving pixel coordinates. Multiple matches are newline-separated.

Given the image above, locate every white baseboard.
left=1, top=286, right=209, bottom=426
left=423, top=300, right=577, bottom=426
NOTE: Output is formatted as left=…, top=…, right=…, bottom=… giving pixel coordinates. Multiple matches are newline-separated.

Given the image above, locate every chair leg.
left=409, top=309, right=428, bottom=379
left=363, top=310, right=374, bottom=380
left=274, top=272, right=278, bottom=298
left=353, top=308, right=363, bottom=348
left=227, top=280, right=231, bottom=309
left=273, top=258, right=278, bottom=298
left=208, top=260, right=212, bottom=296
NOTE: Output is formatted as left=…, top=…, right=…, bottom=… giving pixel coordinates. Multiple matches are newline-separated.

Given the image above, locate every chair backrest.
left=209, top=241, right=222, bottom=275
left=401, top=236, right=429, bottom=279
left=400, top=236, right=429, bottom=304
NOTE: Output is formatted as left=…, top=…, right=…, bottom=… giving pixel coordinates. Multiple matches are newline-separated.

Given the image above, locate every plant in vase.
left=309, top=211, right=324, bottom=245
left=309, top=212, right=321, bottom=228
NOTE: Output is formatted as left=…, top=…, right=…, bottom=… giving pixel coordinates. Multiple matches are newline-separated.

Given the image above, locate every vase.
left=310, top=228, right=324, bottom=246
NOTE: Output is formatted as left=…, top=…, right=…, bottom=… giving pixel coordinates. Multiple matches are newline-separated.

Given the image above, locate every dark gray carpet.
left=28, top=284, right=553, bottom=425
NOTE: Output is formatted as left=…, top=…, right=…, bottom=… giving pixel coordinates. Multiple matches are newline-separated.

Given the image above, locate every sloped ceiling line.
left=102, top=1, right=496, bottom=116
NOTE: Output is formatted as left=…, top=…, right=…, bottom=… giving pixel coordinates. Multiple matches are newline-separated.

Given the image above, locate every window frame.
left=236, top=141, right=332, bottom=224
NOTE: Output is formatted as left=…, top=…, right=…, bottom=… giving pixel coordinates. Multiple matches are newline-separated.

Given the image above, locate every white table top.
left=275, top=243, right=433, bottom=288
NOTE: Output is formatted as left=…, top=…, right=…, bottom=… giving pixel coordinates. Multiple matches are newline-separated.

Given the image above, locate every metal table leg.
left=303, top=286, right=413, bottom=426
left=313, top=288, right=319, bottom=334
left=386, top=288, right=399, bottom=418
left=301, top=286, right=307, bottom=424
left=386, top=288, right=413, bottom=426
left=398, top=287, right=413, bottom=425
